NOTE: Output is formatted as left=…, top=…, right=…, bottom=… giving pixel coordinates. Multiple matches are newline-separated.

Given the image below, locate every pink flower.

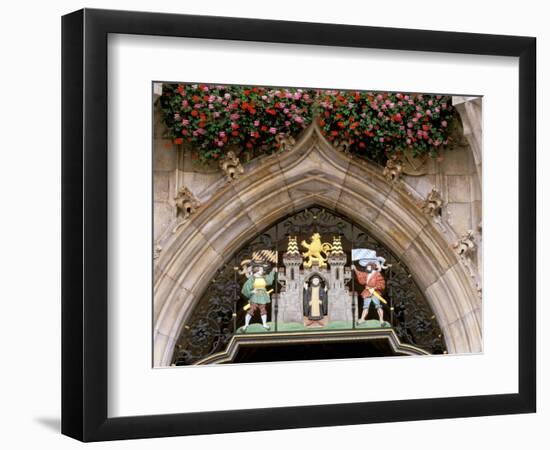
left=378, top=111, right=384, bottom=117
left=426, top=109, right=432, bottom=116
left=230, top=113, right=240, bottom=120
left=407, top=122, right=413, bottom=128
left=213, top=112, right=221, bottom=118
left=217, top=141, right=224, bottom=147
left=269, top=127, right=277, bottom=134
left=284, top=121, right=291, bottom=127
left=379, top=137, right=384, bottom=142
left=182, top=119, right=190, bottom=126
left=224, top=93, right=231, bottom=100
left=219, top=131, right=226, bottom=138
left=253, top=120, right=260, bottom=127
left=441, top=120, right=448, bottom=127
left=294, top=116, right=304, bottom=124
left=182, top=100, right=189, bottom=108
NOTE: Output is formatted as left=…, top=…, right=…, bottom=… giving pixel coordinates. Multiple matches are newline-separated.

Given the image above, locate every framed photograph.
left=62, top=8, right=536, bottom=442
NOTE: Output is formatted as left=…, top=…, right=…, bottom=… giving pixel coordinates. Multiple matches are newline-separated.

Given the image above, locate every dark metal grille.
left=172, top=206, right=446, bottom=365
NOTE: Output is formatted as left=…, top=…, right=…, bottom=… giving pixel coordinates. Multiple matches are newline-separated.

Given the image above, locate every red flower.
left=174, top=137, right=183, bottom=145
left=191, top=110, right=198, bottom=117
left=337, top=121, right=346, bottom=128
left=192, top=95, right=201, bottom=103
left=177, top=85, right=184, bottom=93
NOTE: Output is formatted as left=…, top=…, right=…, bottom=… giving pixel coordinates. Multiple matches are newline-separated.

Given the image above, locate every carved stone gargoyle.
left=275, top=133, right=296, bottom=152
left=383, top=154, right=403, bottom=182
left=174, top=186, right=201, bottom=220
left=421, top=187, right=444, bottom=218
left=219, top=151, right=244, bottom=181
left=453, top=230, right=477, bottom=258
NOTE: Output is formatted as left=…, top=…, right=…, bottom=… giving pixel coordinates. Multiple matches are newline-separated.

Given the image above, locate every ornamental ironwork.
left=172, top=206, right=446, bottom=365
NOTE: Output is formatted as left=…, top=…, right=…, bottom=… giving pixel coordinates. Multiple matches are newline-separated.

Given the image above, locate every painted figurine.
left=351, top=249, right=387, bottom=324
left=301, top=233, right=333, bottom=268
left=302, top=275, right=328, bottom=323
left=241, top=265, right=277, bottom=331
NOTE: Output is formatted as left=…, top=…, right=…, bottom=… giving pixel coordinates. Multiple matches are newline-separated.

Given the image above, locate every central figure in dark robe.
left=303, top=275, right=328, bottom=322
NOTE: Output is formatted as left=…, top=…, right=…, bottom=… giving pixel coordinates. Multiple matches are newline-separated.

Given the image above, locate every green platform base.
left=236, top=319, right=391, bottom=334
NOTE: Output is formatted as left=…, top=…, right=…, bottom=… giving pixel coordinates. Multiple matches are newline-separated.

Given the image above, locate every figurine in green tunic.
left=241, top=265, right=277, bottom=331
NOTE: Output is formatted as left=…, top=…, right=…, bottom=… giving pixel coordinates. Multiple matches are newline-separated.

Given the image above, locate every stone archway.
left=153, top=123, right=482, bottom=367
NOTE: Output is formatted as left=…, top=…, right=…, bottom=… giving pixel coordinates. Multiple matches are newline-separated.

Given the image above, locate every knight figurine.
left=241, top=264, right=277, bottom=331
left=351, top=249, right=388, bottom=325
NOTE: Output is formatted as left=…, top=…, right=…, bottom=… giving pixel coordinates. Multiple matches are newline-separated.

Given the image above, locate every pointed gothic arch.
left=153, top=123, right=481, bottom=366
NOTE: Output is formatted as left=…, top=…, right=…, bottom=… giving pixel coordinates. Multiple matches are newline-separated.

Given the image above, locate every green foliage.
left=160, top=83, right=454, bottom=163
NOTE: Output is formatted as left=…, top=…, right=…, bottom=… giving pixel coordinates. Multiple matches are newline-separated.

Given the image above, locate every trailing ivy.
left=160, top=83, right=454, bottom=163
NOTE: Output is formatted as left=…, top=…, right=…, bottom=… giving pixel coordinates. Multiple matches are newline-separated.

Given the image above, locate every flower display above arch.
left=160, top=83, right=455, bottom=164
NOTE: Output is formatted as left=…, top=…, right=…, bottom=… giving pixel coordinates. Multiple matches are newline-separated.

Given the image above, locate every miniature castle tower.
left=327, top=236, right=353, bottom=322
left=277, top=237, right=306, bottom=323
left=276, top=234, right=353, bottom=325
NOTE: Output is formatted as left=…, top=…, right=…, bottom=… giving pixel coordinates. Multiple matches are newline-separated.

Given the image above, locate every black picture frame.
left=61, top=8, right=536, bottom=442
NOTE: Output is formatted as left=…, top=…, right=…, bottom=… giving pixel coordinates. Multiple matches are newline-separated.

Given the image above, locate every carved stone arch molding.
left=153, top=123, right=482, bottom=366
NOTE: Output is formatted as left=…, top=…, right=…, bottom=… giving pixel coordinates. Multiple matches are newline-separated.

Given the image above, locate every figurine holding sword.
left=351, top=249, right=388, bottom=325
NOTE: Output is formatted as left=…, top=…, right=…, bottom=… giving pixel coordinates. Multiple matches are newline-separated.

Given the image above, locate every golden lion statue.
left=301, top=233, right=333, bottom=268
